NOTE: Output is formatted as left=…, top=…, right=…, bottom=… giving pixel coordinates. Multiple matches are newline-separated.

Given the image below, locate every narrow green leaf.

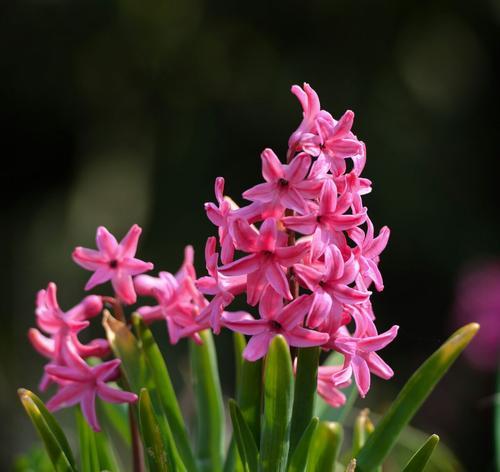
left=287, top=417, right=319, bottom=472
left=402, top=434, right=439, bottom=471
left=133, top=314, right=197, bottom=471
left=18, top=389, right=77, bottom=470
left=139, top=388, right=169, bottom=472
left=99, top=400, right=131, bottom=446
left=289, top=347, right=320, bottom=456
left=305, top=422, right=343, bottom=472
left=315, top=352, right=358, bottom=423
left=356, top=323, right=480, bottom=471
left=95, top=430, right=121, bottom=472
left=18, top=392, right=76, bottom=472
left=190, top=329, right=225, bottom=472
left=76, top=407, right=100, bottom=472
left=229, top=399, right=259, bottom=472
left=259, top=335, right=294, bottom=472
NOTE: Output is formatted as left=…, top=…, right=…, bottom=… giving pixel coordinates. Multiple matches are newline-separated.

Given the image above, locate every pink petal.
left=122, top=257, right=154, bottom=276
left=205, top=202, right=224, bottom=227
left=357, top=325, right=399, bottom=352
left=258, top=218, right=278, bottom=253
left=277, top=294, right=312, bottom=329
left=282, top=214, right=317, bottom=235
left=261, top=148, right=283, bottom=182
left=307, top=290, right=333, bottom=329
left=111, top=273, right=137, bottom=305
left=28, top=329, right=54, bottom=358
left=333, top=110, right=354, bottom=138
left=285, top=153, right=311, bottom=183
left=281, top=187, right=309, bottom=214
left=333, top=283, right=370, bottom=305
left=117, top=224, right=142, bottom=258
left=319, top=179, right=338, bottom=215
left=72, top=247, right=107, bottom=271
left=246, top=267, right=269, bottom=306
left=243, top=331, right=275, bottom=361
left=214, top=177, right=225, bottom=203
left=232, top=219, right=259, bottom=253
left=97, top=382, right=138, bottom=404
left=222, top=312, right=269, bottom=335
left=365, top=226, right=390, bottom=259
left=293, top=263, right=322, bottom=291
left=81, top=390, right=100, bottom=432
left=266, top=262, right=292, bottom=300
left=219, top=254, right=261, bottom=277
left=330, top=139, right=362, bottom=159
left=284, top=326, right=329, bottom=347
left=46, top=384, right=84, bottom=411
left=243, top=182, right=275, bottom=203
left=275, top=242, right=309, bottom=267
left=45, top=365, right=89, bottom=382
left=85, top=267, right=113, bottom=291
left=352, top=356, right=371, bottom=398
left=96, top=226, right=118, bottom=257
left=365, top=352, right=394, bottom=380
left=258, top=285, right=282, bottom=320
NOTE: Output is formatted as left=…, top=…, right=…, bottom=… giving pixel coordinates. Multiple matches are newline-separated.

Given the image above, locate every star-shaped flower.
left=72, top=224, right=153, bottom=304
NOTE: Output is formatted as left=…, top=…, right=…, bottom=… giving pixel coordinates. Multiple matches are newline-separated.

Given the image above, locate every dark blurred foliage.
left=1, top=0, right=499, bottom=469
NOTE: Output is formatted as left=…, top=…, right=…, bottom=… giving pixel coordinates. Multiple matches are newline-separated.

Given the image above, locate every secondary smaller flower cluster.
left=29, top=225, right=153, bottom=431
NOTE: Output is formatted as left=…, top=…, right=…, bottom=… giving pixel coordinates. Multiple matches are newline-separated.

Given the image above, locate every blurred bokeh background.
left=1, top=0, right=499, bottom=469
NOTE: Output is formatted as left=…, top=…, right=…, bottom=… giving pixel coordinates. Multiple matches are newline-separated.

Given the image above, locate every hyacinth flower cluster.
left=20, top=84, right=480, bottom=472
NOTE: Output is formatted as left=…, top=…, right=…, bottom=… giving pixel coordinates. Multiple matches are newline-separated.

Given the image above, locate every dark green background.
left=1, top=0, right=498, bottom=469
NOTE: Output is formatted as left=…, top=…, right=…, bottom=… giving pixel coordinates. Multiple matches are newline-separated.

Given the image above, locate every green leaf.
left=229, top=399, right=259, bottom=472
left=99, top=400, right=131, bottom=446
left=236, top=340, right=263, bottom=443
left=356, top=323, right=480, bottom=472
left=19, top=389, right=77, bottom=470
left=76, top=407, right=100, bottom=472
left=139, top=388, right=170, bottom=472
left=289, top=347, right=320, bottom=456
left=287, top=417, right=319, bottom=472
left=305, top=421, right=343, bottom=472
left=259, top=335, right=294, bottom=472
left=133, top=314, right=197, bottom=472
left=95, top=429, right=121, bottom=472
left=315, top=352, right=358, bottom=423
left=402, top=434, right=440, bottom=472
left=190, top=330, right=225, bottom=472
left=13, top=445, right=53, bottom=472
left=18, top=390, right=76, bottom=472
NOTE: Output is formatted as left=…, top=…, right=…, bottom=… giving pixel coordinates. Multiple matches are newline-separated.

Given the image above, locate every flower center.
left=109, top=259, right=118, bottom=269
left=278, top=178, right=289, bottom=187
left=270, top=320, right=282, bottom=331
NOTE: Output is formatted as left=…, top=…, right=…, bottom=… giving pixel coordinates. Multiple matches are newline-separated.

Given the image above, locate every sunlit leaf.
left=305, top=421, right=343, bottom=472
left=287, top=417, right=319, bottom=472
left=190, top=330, right=225, bottom=472
left=356, top=323, right=479, bottom=471
left=229, top=399, right=259, bottom=472
left=18, top=390, right=76, bottom=472
left=259, top=335, right=294, bottom=472
left=402, top=434, right=440, bottom=472
left=133, top=314, right=197, bottom=471
left=289, top=347, right=320, bottom=456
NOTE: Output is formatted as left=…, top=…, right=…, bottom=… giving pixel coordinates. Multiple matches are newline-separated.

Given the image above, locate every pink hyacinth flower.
left=283, top=179, right=366, bottom=257
left=29, top=283, right=107, bottom=390
left=317, top=364, right=351, bottom=408
left=205, top=177, right=241, bottom=264
left=288, top=83, right=321, bottom=158
left=294, top=244, right=370, bottom=328
left=72, top=224, right=154, bottom=305
left=332, top=324, right=399, bottom=398
left=46, top=354, right=137, bottom=432
left=349, top=218, right=390, bottom=291
left=222, top=286, right=329, bottom=361
left=135, top=246, right=207, bottom=344
left=196, top=237, right=246, bottom=334
left=219, top=217, right=309, bottom=305
left=242, top=149, right=322, bottom=217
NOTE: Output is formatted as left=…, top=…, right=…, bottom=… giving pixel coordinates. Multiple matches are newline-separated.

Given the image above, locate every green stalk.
left=289, top=346, right=320, bottom=457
